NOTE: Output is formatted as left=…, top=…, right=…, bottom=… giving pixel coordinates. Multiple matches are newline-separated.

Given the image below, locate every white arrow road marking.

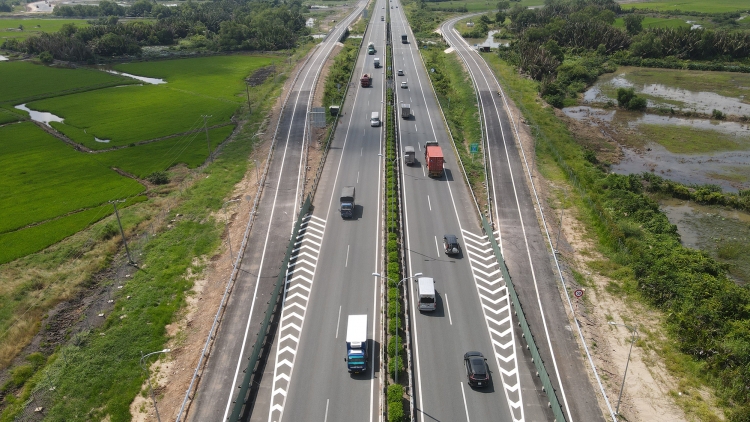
left=462, top=229, right=524, bottom=422
left=268, top=215, right=326, bottom=422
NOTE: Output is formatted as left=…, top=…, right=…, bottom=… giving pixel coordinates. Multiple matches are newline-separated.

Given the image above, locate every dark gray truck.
left=340, top=186, right=355, bottom=219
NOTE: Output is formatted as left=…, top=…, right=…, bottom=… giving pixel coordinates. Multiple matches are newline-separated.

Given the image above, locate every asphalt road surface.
left=441, top=15, right=607, bottom=422
left=390, top=3, right=553, bottom=422
left=250, top=1, right=387, bottom=421
left=186, top=3, right=368, bottom=421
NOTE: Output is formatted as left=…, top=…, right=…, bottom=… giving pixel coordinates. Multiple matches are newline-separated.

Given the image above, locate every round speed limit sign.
left=574, top=289, right=584, bottom=298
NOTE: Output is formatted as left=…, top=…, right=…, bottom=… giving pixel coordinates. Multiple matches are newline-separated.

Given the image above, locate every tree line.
left=2, top=0, right=309, bottom=61
left=494, top=0, right=750, bottom=107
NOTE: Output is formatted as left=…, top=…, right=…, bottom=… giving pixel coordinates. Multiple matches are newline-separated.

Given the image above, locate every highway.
left=440, top=15, right=606, bottom=422
left=250, top=1, right=387, bottom=421
left=184, top=2, right=367, bottom=421
left=389, top=3, right=552, bottom=422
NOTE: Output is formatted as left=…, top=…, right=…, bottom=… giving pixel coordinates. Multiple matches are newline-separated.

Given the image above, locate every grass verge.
left=420, top=44, right=486, bottom=210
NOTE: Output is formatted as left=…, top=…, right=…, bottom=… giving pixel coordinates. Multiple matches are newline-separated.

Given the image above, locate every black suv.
left=464, top=351, right=490, bottom=387
left=443, top=234, right=460, bottom=255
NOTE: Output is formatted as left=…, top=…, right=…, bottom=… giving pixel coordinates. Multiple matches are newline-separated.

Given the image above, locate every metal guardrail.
left=480, top=215, right=567, bottom=422
left=228, top=195, right=312, bottom=421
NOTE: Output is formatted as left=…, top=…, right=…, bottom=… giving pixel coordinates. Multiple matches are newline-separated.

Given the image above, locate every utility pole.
left=245, top=84, right=251, bottom=114
left=202, top=115, right=212, bottom=162
left=110, top=200, right=134, bottom=265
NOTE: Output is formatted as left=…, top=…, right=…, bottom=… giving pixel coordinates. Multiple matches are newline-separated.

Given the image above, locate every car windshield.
left=420, top=297, right=434, bottom=303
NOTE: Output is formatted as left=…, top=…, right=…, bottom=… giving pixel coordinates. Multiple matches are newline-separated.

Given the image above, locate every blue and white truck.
left=345, top=314, right=368, bottom=373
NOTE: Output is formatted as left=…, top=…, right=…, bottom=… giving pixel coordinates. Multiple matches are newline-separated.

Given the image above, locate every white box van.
left=370, top=112, right=380, bottom=127
left=417, top=277, right=436, bottom=312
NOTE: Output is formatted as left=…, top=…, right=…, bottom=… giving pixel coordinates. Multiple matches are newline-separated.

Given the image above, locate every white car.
left=401, top=81, right=408, bottom=89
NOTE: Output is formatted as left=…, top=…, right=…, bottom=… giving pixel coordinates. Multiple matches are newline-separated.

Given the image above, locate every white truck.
left=345, top=315, right=368, bottom=373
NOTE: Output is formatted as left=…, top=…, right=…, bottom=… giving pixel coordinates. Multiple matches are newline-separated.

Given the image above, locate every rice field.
left=0, top=54, right=279, bottom=262
left=0, top=18, right=89, bottom=41
left=621, top=0, right=750, bottom=13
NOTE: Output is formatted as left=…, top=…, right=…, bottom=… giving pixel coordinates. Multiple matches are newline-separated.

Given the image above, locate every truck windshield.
left=342, top=204, right=352, bottom=210
left=349, top=356, right=366, bottom=365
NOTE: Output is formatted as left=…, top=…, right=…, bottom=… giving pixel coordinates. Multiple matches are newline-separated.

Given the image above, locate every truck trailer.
left=345, top=315, right=368, bottom=373
left=401, top=103, right=411, bottom=119
left=340, top=186, right=355, bottom=218
left=425, top=141, right=444, bottom=177
left=401, top=34, right=408, bottom=43
left=360, top=74, right=372, bottom=87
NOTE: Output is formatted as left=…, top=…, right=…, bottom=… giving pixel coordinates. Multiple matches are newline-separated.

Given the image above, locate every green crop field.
left=0, top=18, right=89, bottom=41
left=113, top=52, right=275, bottom=102
left=613, top=16, right=691, bottom=29
left=622, top=0, right=750, bottom=13
left=36, top=85, right=237, bottom=149
left=0, top=55, right=278, bottom=262
left=0, top=122, right=145, bottom=234
left=98, top=124, right=236, bottom=178
left=0, top=61, right=135, bottom=104
left=27, top=55, right=276, bottom=149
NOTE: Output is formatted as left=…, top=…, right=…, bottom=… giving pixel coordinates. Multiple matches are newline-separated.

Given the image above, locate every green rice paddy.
left=0, top=61, right=135, bottom=104
left=0, top=122, right=145, bottom=235
left=0, top=54, right=277, bottom=262
left=0, top=18, right=89, bottom=41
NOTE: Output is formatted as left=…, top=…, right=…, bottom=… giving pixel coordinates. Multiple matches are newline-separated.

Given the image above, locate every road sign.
left=470, top=143, right=479, bottom=153
left=574, top=289, right=584, bottom=298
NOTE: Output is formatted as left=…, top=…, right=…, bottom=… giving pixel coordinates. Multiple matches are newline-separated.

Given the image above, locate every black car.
left=464, top=351, right=490, bottom=387
left=443, top=234, right=460, bottom=255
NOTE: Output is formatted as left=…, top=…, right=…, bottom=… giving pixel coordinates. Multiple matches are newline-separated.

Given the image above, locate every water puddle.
left=686, top=20, right=702, bottom=30
left=0, top=55, right=8, bottom=61
left=103, top=69, right=166, bottom=84
left=15, top=103, right=64, bottom=126
left=612, top=142, right=750, bottom=192
left=629, top=113, right=750, bottom=137
left=27, top=0, right=53, bottom=12
left=306, top=18, right=315, bottom=28
left=95, top=137, right=110, bottom=143
left=465, top=30, right=509, bottom=49
left=584, top=69, right=749, bottom=116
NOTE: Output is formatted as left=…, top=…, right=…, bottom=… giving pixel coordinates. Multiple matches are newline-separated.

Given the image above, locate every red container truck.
left=360, top=74, right=372, bottom=87
left=425, top=141, right=444, bottom=177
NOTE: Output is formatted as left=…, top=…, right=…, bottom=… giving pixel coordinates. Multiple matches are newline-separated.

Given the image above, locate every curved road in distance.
left=441, top=15, right=608, bottom=422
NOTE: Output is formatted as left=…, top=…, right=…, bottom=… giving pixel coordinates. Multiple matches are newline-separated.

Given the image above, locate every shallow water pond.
left=562, top=106, right=750, bottom=191
left=583, top=66, right=750, bottom=116
left=659, top=197, right=750, bottom=285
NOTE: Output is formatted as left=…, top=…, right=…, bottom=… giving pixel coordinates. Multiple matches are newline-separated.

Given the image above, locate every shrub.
left=712, top=109, right=726, bottom=120
left=38, top=51, right=53, bottom=64
left=146, top=171, right=170, bottom=185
